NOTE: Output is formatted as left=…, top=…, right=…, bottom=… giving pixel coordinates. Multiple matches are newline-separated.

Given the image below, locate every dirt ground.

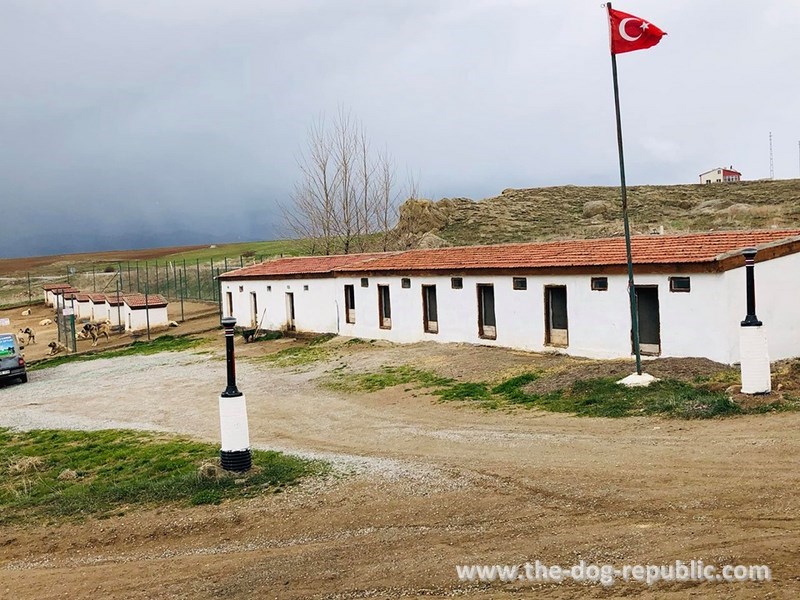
left=0, top=336, right=798, bottom=599
left=0, top=302, right=220, bottom=363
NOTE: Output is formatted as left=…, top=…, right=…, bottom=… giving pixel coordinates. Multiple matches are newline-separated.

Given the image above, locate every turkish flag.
left=608, top=7, right=666, bottom=54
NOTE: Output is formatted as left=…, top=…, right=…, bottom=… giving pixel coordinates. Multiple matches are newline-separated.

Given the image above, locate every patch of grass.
left=261, top=345, right=332, bottom=367
left=0, top=429, right=326, bottom=523
left=308, top=333, right=337, bottom=345
left=435, top=382, right=491, bottom=402
left=325, top=362, right=796, bottom=419
left=326, top=365, right=453, bottom=393
left=29, top=335, right=204, bottom=371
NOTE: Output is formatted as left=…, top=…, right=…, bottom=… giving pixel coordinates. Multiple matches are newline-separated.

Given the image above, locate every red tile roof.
left=89, top=294, right=108, bottom=303
left=42, top=283, right=72, bottom=291
left=336, top=230, right=800, bottom=273
left=74, top=293, right=91, bottom=302
left=218, top=230, right=800, bottom=279
left=105, top=293, right=125, bottom=306
left=54, top=287, right=80, bottom=295
left=63, top=291, right=90, bottom=301
left=123, top=294, right=168, bottom=309
left=218, top=252, right=397, bottom=280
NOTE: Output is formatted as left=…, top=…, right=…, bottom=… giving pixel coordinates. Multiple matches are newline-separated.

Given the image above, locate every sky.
left=2, top=0, right=799, bottom=257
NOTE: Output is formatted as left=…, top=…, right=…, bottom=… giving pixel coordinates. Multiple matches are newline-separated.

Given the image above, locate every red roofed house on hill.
left=219, top=230, right=800, bottom=364
left=699, top=166, right=742, bottom=184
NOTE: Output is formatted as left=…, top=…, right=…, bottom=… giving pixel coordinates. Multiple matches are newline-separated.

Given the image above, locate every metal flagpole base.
left=219, top=393, right=252, bottom=472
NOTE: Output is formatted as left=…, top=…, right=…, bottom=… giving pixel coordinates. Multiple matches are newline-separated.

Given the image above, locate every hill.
left=395, top=179, right=800, bottom=246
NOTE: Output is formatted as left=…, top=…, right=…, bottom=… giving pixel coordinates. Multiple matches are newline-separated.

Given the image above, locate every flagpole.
left=607, top=2, right=642, bottom=375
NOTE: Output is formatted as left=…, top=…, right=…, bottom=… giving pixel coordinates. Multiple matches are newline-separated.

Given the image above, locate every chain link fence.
left=0, top=255, right=273, bottom=309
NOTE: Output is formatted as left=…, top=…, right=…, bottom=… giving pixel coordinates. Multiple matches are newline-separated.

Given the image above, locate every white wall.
left=107, top=303, right=124, bottom=327
left=723, top=252, right=800, bottom=362
left=91, top=301, right=108, bottom=322
left=221, top=278, right=340, bottom=334
left=126, top=306, right=169, bottom=332
left=76, top=300, right=93, bottom=321
left=222, top=267, right=799, bottom=364
left=333, top=273, right=732, bottom=361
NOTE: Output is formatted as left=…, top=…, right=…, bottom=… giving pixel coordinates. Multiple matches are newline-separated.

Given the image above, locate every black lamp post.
left=218, top=316, right=252, bottom=472
left=740, top=248, right=762, bottom=327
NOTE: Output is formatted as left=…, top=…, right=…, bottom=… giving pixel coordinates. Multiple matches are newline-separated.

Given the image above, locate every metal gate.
left=56, top=304, right=77, bottom=353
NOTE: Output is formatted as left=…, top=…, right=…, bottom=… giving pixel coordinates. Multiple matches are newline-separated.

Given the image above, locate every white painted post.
left=219, top=317, right=252, bottom=471
left=739, top=248, right=771, bottom=394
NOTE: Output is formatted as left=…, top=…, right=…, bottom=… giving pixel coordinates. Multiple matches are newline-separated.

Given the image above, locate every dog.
left=79, top=321, right=111, bottom=347
left=21, top=308, right=31, bottom=316
left=39, top=318, right=53, bottom=326
left=48, top=341, right=70, bottom=356
left=18, top=328, right=35, bottom=344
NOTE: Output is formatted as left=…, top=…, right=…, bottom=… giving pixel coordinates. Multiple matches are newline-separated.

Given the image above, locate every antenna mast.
left=769, top=132, right=774, bottom=179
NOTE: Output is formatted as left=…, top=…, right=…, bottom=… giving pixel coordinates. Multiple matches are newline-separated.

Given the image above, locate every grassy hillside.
left=401, top=179, right=800, bottom=246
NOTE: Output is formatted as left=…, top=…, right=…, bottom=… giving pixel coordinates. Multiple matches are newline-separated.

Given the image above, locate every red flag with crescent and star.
left=608, top=7, right=666, bottom=54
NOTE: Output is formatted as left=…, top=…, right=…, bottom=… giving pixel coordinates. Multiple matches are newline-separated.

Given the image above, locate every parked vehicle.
left=0, top=333, right=27, bottom=384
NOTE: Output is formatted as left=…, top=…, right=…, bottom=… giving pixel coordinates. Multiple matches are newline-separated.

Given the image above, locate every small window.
left=669, top=277, right=691, bottom=292
left=238, top=285, right=244, bottom=292
left=512, top=277, right=527, bottom=290
left=266, top=285, right=271, bottom=292
left=344, top=284, right=356, bottom=324
left=591, top=277, right=608, bottom=291
left=451, top=277, right=463, bottom=289
left=303, top=285, right=309, bottom=291
left=361, top=277, right=369, bottom=288
left=401, top=278, right=411, bottom=289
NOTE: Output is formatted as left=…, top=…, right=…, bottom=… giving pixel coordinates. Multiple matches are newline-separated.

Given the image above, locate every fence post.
left=154, top=260, right=159, bottom=296
left=216, top=268, right=223, bottom=319
left=69, top=297, right=77, bottom=352
left=165, top=263, right=170, bottom=301
left=240, top=255, right=244, bottom=268
left=179, top=270, right=185, bottom=322
left=136, top=261, right=141, bottom=293
left=210, top=258, right=215, bottom=301
left=127, top=262, right=132, bottom=292
left=196, top=259, right=201, bottom=300
left=116, top=277, right=122, bottom=333
left=66, top=266, right=71, bottom=285
left=145, top=261, right=150, bottom=296
left=92, top=265, right=96, bottom=292
left=27, top=272, right=32, bottom=306
left=144, top=281, right=151, bottom=341
left=224, top=257, right=228, bottom=272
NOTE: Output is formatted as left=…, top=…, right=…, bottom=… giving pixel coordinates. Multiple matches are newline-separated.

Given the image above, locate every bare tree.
left=284, top=109, right=409, bottom=254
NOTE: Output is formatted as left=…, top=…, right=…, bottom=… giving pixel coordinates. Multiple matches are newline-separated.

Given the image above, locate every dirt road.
left=0, top=337, right=797, bottom=599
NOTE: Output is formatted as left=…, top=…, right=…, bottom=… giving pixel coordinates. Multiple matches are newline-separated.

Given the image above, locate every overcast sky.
left=2, top=0, right=798, bottom=257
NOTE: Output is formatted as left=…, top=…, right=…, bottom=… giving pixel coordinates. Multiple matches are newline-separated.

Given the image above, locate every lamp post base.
left=740, top=326, right=771, bottom=394
left=220, top=449, right=252, bottom=472
left=219, top=393, right=252, bottom=472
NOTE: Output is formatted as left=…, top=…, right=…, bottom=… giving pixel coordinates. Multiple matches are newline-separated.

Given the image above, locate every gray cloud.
left=2, top=0, right=798, bottom=257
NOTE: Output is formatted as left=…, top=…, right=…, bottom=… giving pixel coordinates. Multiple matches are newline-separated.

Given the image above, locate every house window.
left=451, top=277, right=463, bottom=289
left=267, top=285, right=271, bottom=292
left=344, top=284, right=356, bottom=324
left=303, top=285, right=309, bottom=291
left=361, top=277, right=369, bottom=288
left=401, top=278, right=411, bottom=289
left=238, top=285, right=244, bottom=292
left=512, top=277, right=527, bottom=290
left=422, top=285, right=438, bottom=333
left=591, top=277, right=608, bottom=291
left=669, top=276, right=691, bottom=292
left=378, top=285, right=391, bottom=329
left=544, top=285, right=568, bottom=347
left=477, top=284, right=496, bottom=339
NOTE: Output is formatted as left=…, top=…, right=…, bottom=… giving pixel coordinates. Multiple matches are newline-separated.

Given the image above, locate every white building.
left=42, top=283, right=72, bottom=307
left=88, top=293, right=108, bottom=322
left=71, top=293, right=94, bottom=321
left=105, top=293, right=125, bottom=328
left=122, top=294, right=169, bottom=332
left=218, top=230, right=800, bottom=365
left=700, top=166, right=742, bottom=184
